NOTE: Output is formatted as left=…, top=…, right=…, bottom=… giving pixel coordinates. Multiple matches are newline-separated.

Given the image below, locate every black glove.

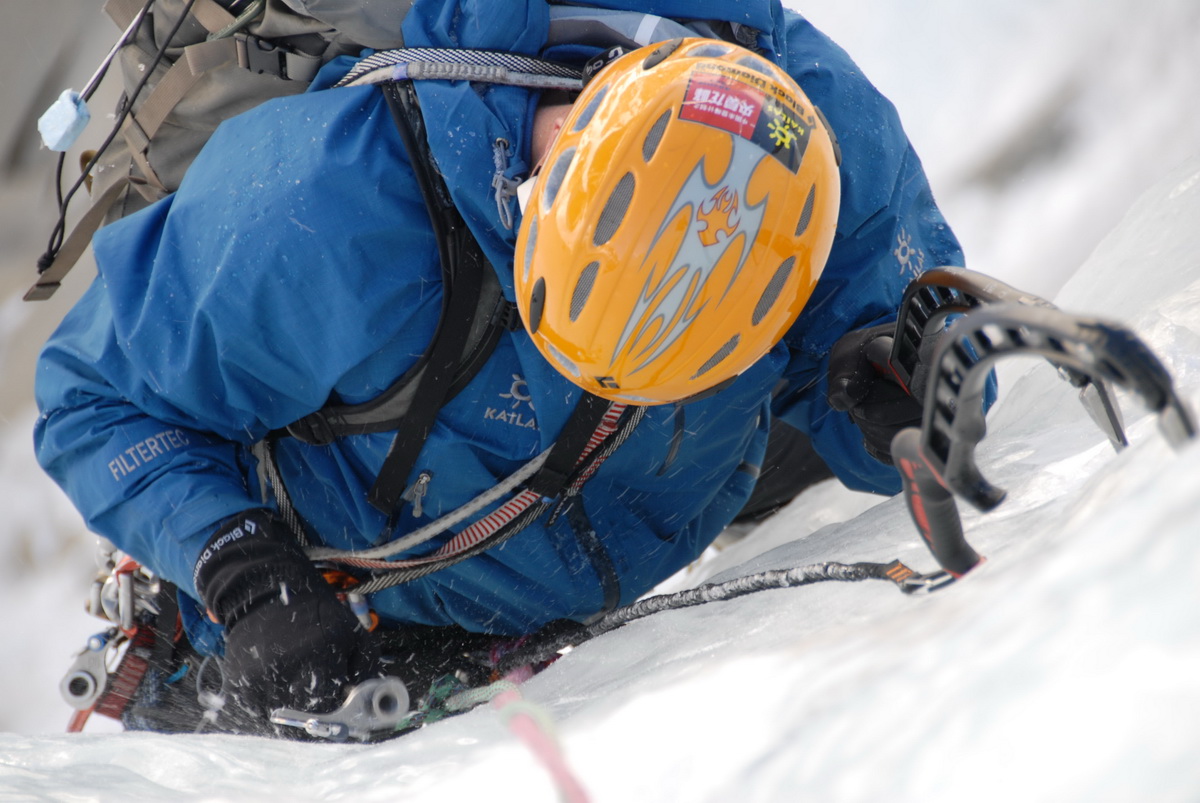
left=194, top=509, right=381, bottom=731
left=827, top=322, right=924, bottom=465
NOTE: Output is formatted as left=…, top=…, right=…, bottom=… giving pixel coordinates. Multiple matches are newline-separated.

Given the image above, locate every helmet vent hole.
left=522, top=216, right=539, bottom=280
left=529, top=277, right=547, bottom=334
left=795, top=186, right=816, bottom=237
left=692, top=334, right=740, bottom=379
left=545, top=341, right=581, bottom=379
left=572, top=86, right=609, bottom=132
left=571, top=261, right=600, bottom=321
left=736, top=55, right=775, bottom=77
left=690, top=43, right=733, bottom=59
left=753, top=256, right=795, bottom=326
left=594, top=172, right=635, bottom=246
left=542, top=147, right=577, bottom=213
left=642, top=110, right=671, bottom=162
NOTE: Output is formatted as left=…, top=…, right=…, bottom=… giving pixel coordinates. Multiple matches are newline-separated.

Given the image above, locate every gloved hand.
left=827, top=322, right=925, bottom=465
left=194, top=509, right=381, bottom=731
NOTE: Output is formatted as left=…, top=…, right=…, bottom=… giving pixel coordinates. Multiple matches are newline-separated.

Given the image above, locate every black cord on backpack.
left=38, top=0, right=193, bottom=273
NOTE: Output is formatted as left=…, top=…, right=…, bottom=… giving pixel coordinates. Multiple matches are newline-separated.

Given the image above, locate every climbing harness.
left=60, top=548, right=933, bottom=739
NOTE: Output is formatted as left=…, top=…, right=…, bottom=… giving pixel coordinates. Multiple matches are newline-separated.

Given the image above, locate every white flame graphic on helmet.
left=613, top=135, right=767, bottom=375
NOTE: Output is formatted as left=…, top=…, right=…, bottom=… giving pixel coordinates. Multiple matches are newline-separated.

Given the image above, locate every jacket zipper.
left=400, top=470, right=433, bottom=518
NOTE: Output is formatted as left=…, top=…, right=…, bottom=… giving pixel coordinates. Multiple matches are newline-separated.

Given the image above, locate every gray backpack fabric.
left=29, top=0, right=413, bottom=300
left=102, top=0, right=411, bottom=215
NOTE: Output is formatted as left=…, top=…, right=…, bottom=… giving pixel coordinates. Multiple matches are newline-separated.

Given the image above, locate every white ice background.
left=1, top=1, right=1199, bottom=800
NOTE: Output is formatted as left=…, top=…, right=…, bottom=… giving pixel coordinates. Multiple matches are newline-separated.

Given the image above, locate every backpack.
left=28, top=0, right=415, bottom=302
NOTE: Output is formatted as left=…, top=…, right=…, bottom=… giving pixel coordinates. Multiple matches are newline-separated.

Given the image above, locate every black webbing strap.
left=366, top=80, right=489, bottom=514
left=284, top=268, right=511, bottom=444
left=528, top=392, right=614, bottom=499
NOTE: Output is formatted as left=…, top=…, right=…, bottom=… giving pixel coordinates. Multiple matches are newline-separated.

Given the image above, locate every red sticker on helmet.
left=681, top=66, right=810, bottom=173
left=680, top=72, right=763, bottom=140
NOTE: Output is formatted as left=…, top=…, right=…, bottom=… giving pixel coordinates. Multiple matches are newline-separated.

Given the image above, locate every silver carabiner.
left=270, top=676, right=411, bottom=741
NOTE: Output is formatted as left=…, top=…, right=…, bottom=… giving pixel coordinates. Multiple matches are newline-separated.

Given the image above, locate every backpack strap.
left=367, top=84, right=492, bottom=514
left=104, top=0, right=238, bottom=200
left=123, top=38, right=244, bottom=199
left=284, top=51, right=582, bottom=516
left=111, top=0, right=323, bottom=201
left=281, top=79, right=517, bottom=516
left=284, top=266, right=514, bottom=445
left=25, top=179, right=129, bottom=301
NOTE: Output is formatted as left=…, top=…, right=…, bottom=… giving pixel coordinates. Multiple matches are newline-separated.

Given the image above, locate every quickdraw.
left=61, top=548, right=187, bottom=733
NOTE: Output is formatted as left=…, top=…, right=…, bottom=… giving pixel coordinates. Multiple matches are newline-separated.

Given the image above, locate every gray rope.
left=335, top=47, right=583, bottom=91
left=351, top=499, right=553, bottom=594
left=347, top=405, right=646, bottom=592
left=497, top=561, right=903, bottom=673
left=306, top=446, right=553, bottom=563
left=253, top=439, right=310, bottom=548
left=603, top=562, right=894, bottom=627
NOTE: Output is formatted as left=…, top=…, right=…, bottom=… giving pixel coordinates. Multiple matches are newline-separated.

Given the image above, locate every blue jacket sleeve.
left=34, top=271, right=263, bottom=599
left=770, top=11, right=966, bottom=494
left=33, top=83, right=442, bottom=599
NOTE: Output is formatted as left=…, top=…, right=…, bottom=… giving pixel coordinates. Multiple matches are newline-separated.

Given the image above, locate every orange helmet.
left=515, top=37, right=841, bottom=405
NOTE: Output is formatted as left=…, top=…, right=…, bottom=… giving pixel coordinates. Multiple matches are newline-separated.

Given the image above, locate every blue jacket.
left=34, top=0, right=963, bottom=642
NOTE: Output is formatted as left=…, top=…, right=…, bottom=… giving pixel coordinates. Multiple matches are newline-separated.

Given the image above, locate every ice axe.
left=881, top=268, right=1196, bottom=580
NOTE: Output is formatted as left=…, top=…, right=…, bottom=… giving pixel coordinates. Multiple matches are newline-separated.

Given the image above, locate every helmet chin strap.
left=582, top=45, right=630, bottom=83
left=517, top=173, right=538, bottom=215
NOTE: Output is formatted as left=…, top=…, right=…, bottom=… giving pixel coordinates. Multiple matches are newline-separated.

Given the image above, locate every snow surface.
left=2, top=2, right=1200, bottom=801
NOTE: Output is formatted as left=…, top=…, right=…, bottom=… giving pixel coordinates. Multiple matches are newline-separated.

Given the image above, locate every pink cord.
left=493, top=672, right=590, bottom=803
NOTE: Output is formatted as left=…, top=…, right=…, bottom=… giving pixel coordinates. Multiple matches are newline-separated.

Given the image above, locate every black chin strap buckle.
left=582, top=46, right=628, bottom=85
